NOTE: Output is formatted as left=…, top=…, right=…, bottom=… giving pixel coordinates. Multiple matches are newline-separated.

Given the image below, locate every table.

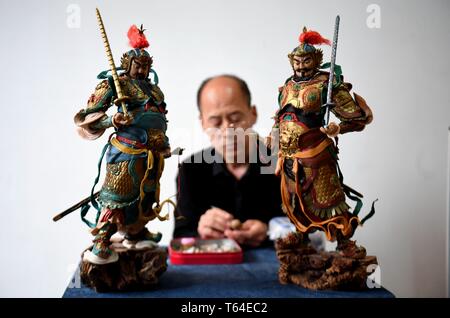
left=63, top=247, right=394, bottom=298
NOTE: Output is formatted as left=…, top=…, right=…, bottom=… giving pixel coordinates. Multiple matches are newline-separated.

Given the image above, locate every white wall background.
left=0, top=0, right=448, bottom=297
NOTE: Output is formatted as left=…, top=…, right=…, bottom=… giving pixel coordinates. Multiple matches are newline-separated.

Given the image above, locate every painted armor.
left=71, top=24, right=172, bottom=264
left=274, top=71, right=372, bottom=241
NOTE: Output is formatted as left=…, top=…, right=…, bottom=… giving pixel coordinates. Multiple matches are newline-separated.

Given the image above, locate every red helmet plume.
left=127, top=24, right=149, bottom=49
left=299, top=28, right=331, bottom=46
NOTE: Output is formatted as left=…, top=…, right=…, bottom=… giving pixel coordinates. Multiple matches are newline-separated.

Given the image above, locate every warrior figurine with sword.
left=59, top=9, right=174, bottom=265
left=270, top=16, right=374, bottom=260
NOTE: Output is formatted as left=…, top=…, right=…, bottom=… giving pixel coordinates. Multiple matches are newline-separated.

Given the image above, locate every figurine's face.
left=199, top=76, right=257, bottom=163
left=129, top=57, right=151, bottom=80
left=292, top=54, right=317, bottom=79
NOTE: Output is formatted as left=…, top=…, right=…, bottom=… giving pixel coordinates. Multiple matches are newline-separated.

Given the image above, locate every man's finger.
left=225, top=229, right=263, bottom=247
left=224, top=229, right=242, bottom=243
left=203, top=209, right=232, bottom=232
left=200, top=226, right=224, bottom=239
left=241, top=220, right=268, bottom=241
left=210, top=207, right=233, bottom=220
left=225, top=228, right=251, bottom=242
left=211, top=216, right=229, bottom=232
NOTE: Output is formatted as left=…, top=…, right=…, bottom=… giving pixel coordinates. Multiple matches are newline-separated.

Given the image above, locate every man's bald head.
left=197, top=75, right=252, bottom=112
left=197, top=74, right=257, bottom=163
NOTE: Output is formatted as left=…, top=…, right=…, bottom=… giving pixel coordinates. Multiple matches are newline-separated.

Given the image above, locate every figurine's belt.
left=276, top=138, right=332, bottom=176
left=292, top=138, right=333, bottom=159
left=116, top=135, right=147, bottom=149
left=110, top=137, right=150, bottom=155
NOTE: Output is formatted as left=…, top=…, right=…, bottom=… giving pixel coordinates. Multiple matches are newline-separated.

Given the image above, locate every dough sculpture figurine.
left=271, top=16, right=378, bottom=290
left=54, top=9, right=177, bottom=292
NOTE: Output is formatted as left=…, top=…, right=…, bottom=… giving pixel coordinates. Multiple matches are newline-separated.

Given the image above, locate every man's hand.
left=224, top=219, right=268, bottom=247
left=320, top=121, right=340, bottom=138
left=198, top=207, right=233, bottom=239
left=113, top=112, right=133, bottom=128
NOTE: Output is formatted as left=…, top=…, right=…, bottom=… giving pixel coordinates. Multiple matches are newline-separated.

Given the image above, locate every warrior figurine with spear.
left=57, top=9, right=174, bottom=265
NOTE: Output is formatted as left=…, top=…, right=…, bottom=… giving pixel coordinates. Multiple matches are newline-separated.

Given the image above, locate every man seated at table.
left=173, top=74, right=284, bottom=247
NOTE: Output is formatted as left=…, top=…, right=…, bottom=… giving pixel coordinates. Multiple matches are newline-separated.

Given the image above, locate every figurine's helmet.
left=288, top=27, right=331, bottom=69
left=120, top=25, right=153, bottom=74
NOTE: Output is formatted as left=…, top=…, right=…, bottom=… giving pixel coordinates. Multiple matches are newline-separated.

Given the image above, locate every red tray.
left=169, top=238, right=243, bottom=265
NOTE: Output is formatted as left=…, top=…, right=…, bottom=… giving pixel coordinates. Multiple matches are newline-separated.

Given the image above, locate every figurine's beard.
left=299, top=69, right=312, bottom=77
left=128, top=73, right=147, bottom=80
left=294, top=69, right=315, bottom=81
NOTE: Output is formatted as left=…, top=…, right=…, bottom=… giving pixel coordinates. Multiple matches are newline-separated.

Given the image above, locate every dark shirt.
left=173, top=145, right=284, bottom=238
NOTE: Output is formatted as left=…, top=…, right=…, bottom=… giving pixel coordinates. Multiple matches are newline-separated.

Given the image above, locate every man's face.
left=292, top=54, right=317, bottom=79
left=199, top=77, right=257, bottom=163
left=129, top=57, right=150, bottom=80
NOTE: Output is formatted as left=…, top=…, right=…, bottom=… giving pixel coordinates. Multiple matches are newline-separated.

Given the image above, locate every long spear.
left=323, top=15, right=340, bottom=126
left=95, top=8, right=129, bottom=116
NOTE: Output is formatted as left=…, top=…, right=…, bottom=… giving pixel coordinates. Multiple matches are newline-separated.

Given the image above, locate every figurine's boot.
left=110, top=230, right=126, bottom=243
left=83, top=222, right=119, bottom=265
left=123, top=227, right=162, bottom=250
left=336, top=234, right=366, bottom=259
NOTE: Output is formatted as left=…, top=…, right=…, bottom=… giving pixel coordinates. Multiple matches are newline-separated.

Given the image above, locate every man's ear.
left=199, top=112, right=206, bottom=130
left=250, top=105, right=258, bottom=125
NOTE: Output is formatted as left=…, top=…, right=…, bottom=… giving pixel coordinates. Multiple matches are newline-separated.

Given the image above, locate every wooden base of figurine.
left=275, top=233, right=378, bottom=290
left=80, top=243, right=168, bottom=292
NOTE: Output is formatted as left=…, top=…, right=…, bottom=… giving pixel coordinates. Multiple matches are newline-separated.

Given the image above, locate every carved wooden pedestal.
left=80, top=243, right=168, bottom=293
left=275, top=233, right=378, bottom=290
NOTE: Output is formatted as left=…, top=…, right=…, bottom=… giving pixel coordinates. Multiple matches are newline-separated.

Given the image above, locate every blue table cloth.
left=63, top=247, right=394, bottom=298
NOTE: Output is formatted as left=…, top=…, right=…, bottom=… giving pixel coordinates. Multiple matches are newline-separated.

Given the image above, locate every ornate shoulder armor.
left=331, top=82, right=373, bottom=133
left=86, top=80, right=113, bottom=112
left=332, top=82, right=364, bottom=120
